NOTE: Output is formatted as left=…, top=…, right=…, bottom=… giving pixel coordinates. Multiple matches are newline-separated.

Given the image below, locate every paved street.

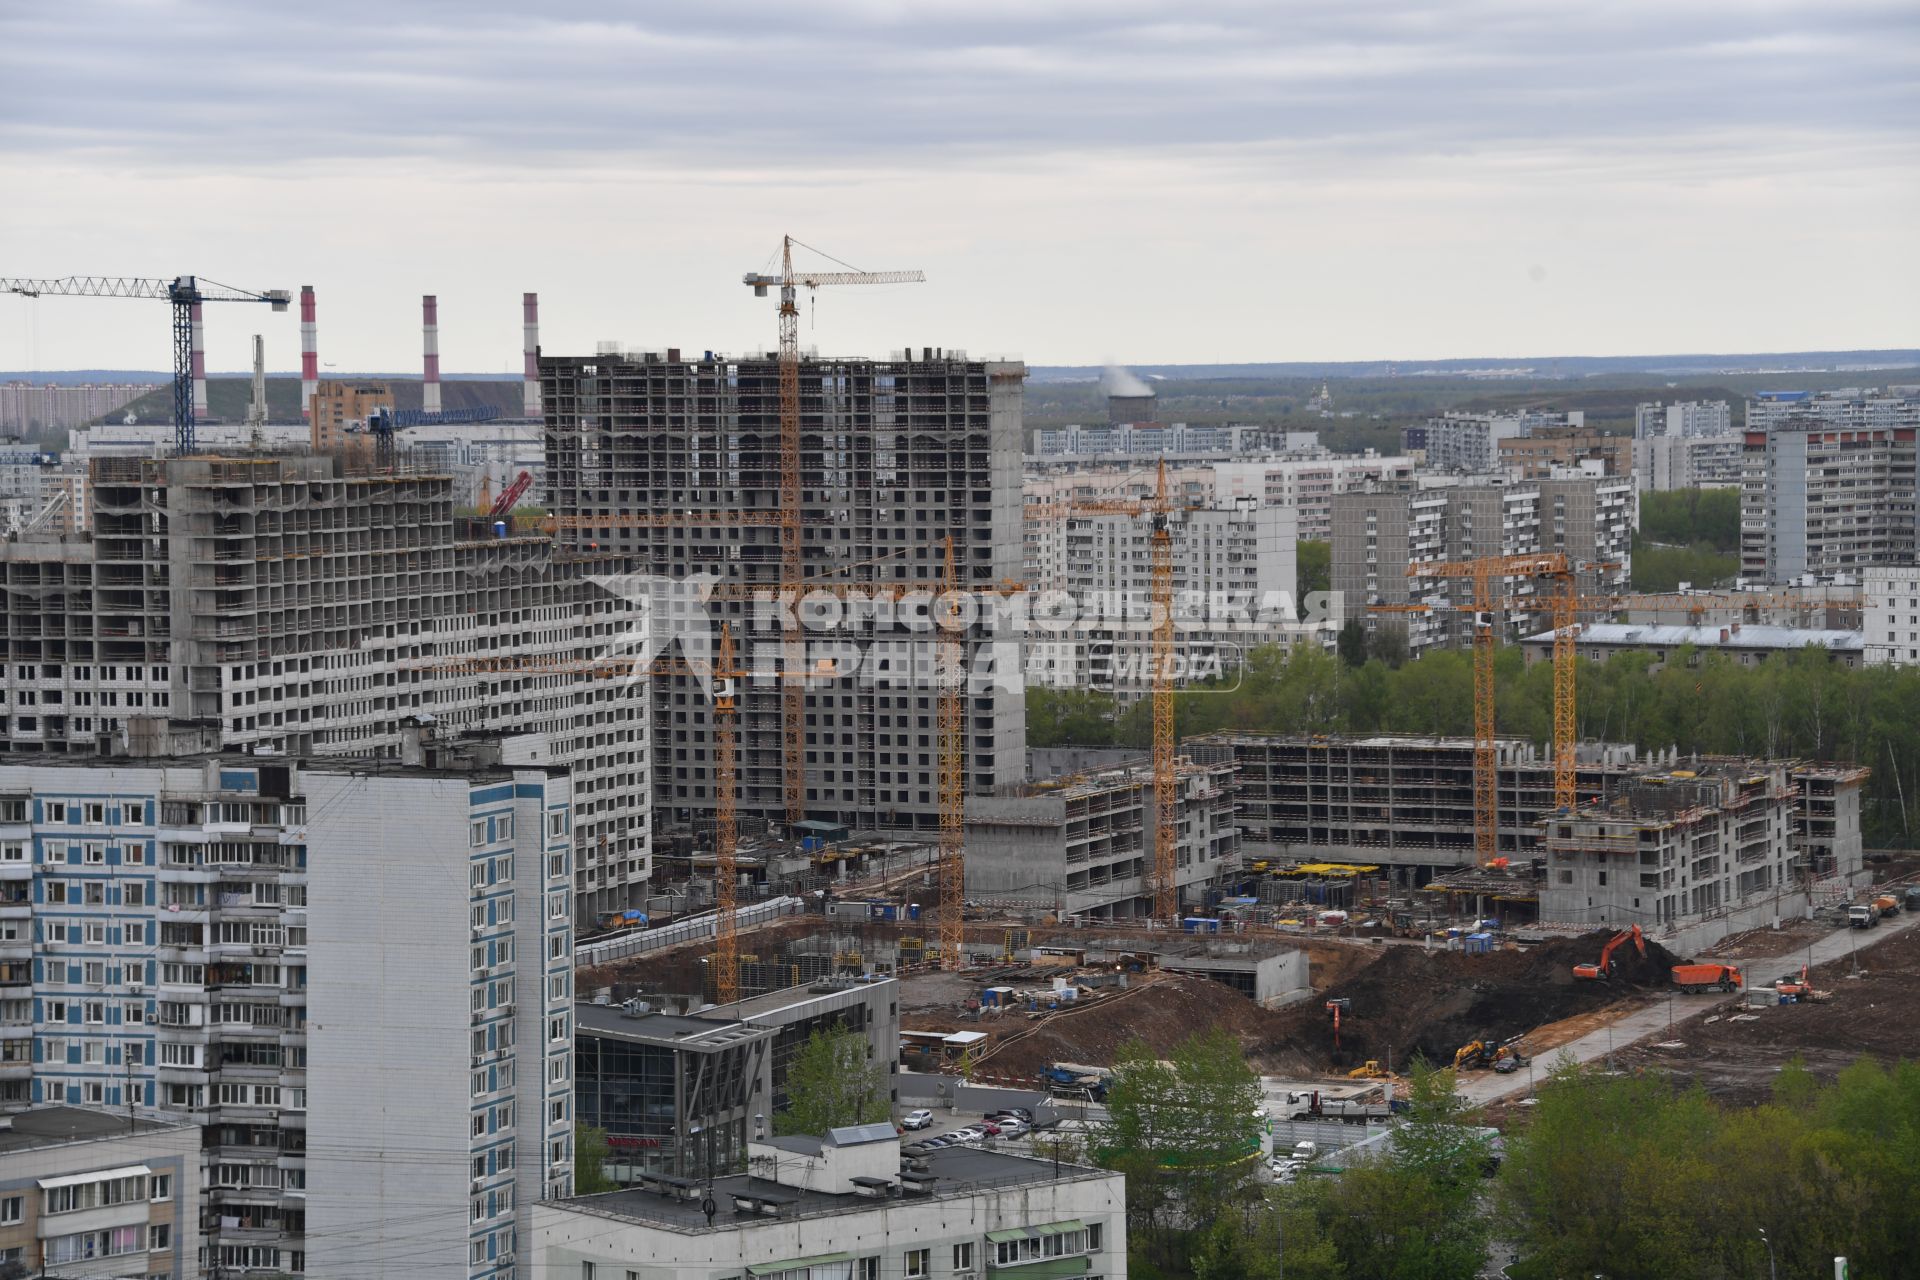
left=1455, top=910, right=1920, bottom=1106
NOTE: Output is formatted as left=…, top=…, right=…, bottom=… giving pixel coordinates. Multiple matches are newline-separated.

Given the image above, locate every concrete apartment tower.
left=0, top=741, right=574, bottom=1280
left=540, top=347, right=1028, bottom=836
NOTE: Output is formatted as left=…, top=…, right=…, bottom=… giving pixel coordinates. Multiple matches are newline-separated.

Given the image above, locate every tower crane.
left=1031, top=460, right=1191, bottom=923
left=1400, top=554, right=1572, bottom=865
left=743, top=237, right=924, bottom=826
left=938, top=537, right=967, bottom=971
left=1, top=275, right=291, bottom=455
left=713, top=623, right=743, bottom=1004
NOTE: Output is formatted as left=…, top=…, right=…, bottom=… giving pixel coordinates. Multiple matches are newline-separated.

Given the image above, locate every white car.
left=1291, top=1140, right=1318, bottom=1162
left=996, top=1118, right=1030, bottom=1139
left=901, top=1109, right=934, bottom=1131
left=952, top=1126, right=988, bottom=1144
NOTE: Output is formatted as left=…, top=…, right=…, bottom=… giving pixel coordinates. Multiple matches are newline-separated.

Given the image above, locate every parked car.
left=902, top=1109, right=934, bottom=1130
left=952, top=1126, right=987, bottom=1144
left=920, top=1135, right=952, bottom=1149
left=979, top=1121, right=1004, bottom=1137
left=997, top=1118, right=1030, bottom=1138
left=1291, top=1140, right=1319, bottom=1162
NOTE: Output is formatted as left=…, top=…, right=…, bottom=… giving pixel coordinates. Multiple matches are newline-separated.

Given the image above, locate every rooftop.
left=556, top=1145, right=1109, bottom=1235
left=1526, top=623, right=1863, bottom=651
left=0, top=1106, right=191, bottom=1156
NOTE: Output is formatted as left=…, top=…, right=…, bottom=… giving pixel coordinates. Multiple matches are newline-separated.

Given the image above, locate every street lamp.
left=1759, top=1228, right=1777, bottom=1280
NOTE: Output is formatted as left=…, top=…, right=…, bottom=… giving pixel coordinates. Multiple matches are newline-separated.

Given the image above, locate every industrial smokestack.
left=522, top=292, right=541, bottom=419
left=190, top=301, right=208, bottom=421
left=422, top=294, right=441, bottom=415
left=299, top=285, right=317, bottom=421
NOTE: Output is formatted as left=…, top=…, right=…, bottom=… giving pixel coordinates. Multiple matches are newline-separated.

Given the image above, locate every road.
left=1454, top=909, right=1920, bottom=1106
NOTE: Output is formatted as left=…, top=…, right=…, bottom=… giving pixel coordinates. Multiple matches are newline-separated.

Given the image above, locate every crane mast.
left=744, top=239, right=924, bottom=827
left=938, top=537, right=967, bottom=970
left=1148, top=462, right=1179, bottom=923
left=714, top=624, right=741, bottom=1005
left=1, top=275, right=290, bottom=455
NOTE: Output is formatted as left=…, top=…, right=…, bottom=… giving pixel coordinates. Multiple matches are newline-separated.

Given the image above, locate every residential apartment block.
left=0, top=1105, right=202, bottom=1278
left=1519, top=622, right=1863, bottom=672
left=1739, top=419, right=1916, bottom=582
left=1025, top=502, right=1301, bottom=694
left=1331, top=477, right=1633, bottom=651
left=1632, top=433, right=1745, bottom=492
left=0, top=383, right=162, bottom=434
left=1746, top=388, right=1920, bottom=434
left=965, top=755, right=1239, bottom=917
left=533, top=1127, right=1126, bottom=1280
left=1635, top=400, right=1733, bottom=439
left=1033, top=421, right=1315, bottom=458
left=1496, top=425, right=1629, bottom=481
left=307, top=380, right=394, bottom=453
left=1210, top=452, right=1417, bottom=539
left=1862, top=564, right=1920, bottom=666
left=1422, top=410, right=1583, bottom=474
left=0, top=737, right=574, bottom=1280
left=0, top=453, right=650, bottom=922
left=541, top=348, right=1027, bottom=836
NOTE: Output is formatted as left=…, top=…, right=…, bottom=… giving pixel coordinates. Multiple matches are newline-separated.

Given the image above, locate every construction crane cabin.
left=1, top=275, right=291, bottom=455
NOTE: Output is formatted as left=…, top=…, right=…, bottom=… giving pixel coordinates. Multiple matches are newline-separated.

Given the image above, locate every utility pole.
left=1759, top=1228, right=1777, bottom=1280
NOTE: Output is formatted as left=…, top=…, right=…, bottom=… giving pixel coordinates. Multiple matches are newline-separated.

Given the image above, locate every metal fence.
left=575, top=895, right=805, bottom=968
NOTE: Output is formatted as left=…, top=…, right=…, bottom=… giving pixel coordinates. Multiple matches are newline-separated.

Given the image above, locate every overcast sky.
left=2, top=0, right=1915, bottom=373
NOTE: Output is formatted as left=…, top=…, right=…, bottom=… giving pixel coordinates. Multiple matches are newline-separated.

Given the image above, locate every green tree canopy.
left=773, top=1024, right=891, bottom=1136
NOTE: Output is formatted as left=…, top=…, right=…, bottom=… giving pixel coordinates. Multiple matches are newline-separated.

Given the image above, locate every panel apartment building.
left=1635, top=400, right=1733, bottom=438
left=1330, top=476, right=1633, bottom=651
left=1422, top=409, right=1584, bottom=473
left=1739, top=417, right=1916, bottom=582
left=541, top=347, right=1027, bottom=836
left=1024, top=502, right=1301, bottom=695
left=0, top=738, right=575, bottom=1279
left=0, top=454, right=650, bottom=922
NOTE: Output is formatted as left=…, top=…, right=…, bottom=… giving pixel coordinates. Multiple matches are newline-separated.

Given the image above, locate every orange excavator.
left=1572, top=924, right=1644, bottom=980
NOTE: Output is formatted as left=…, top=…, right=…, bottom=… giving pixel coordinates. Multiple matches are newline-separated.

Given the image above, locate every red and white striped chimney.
left=522, top=292, right=541, bottom=419
left=422, top=294, right=441, bottom=415
left=190, top=300, right=209, bottom=421
left=299, top=286, right=318, bottom=421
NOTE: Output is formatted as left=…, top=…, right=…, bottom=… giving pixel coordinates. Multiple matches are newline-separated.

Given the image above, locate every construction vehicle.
left=487, top=470, right=534, bottom=521
left=1670, top=963, right=1743, bottom=993
left=1572, top=923, right=1645, bottom=980
left=1326, top=998, right=1350, bottom=1051
left=1452, top=1040, right=1489, bottom=1071
left=1849, top=901, right=1882, bottom=929
left=1488, top=1037, right=1531, bottom=1072
left=1040, top=1062, right=1111, bottom=1101
left=1872, top=893, right=1901, bottom=918
left=1775, top=964, right=1813, bottom=1000
left=1347, top=1060, right=1388, bottom=1080
left=1288, top=1092, right=1406, bottom=1122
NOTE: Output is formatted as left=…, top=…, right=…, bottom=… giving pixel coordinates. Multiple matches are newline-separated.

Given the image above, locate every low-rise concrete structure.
left=532, top=1125, right=1126, bottom=1280
left=1521, top=622, right=1865, bottom=671
left=0, top=1106, right=201, bottom=1279
left=574, top=979, right=901, bottom=1183
left=965, top=757, right=1238, bottom=918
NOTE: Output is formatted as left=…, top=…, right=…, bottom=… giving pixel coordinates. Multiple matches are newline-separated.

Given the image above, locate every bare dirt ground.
left=1614, top=923, right=1920, bottom=1103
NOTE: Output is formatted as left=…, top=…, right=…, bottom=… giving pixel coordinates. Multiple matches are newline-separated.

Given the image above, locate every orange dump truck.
left=1670, top=963, right=1743, bottom=994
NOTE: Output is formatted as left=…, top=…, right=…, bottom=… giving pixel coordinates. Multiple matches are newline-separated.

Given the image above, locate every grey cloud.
left=1, top=0, right=1915, bottom=177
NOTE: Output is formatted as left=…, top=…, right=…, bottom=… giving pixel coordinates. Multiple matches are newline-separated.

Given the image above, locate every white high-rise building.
left=1747, top=388, right=1920, bottom=433
left=1635, top=400, right=1732, bottom=439
left=1632, top=433, right=1745, bottom=492
left=1423, top=410, right=1582, bottom=473
left=0, top=733, right=573, bottom=1279
left=1862, top=565, right=1920, bottom=666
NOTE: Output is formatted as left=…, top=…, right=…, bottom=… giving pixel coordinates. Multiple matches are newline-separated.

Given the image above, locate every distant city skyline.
left=2, top=1, right=1914, bottom=373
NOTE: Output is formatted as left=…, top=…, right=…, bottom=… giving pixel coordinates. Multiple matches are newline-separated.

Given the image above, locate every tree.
left=774, top=1024, right=890, bottom=1136
left=1313, top=1062, right=1491, bottom=1280
left=1096, top=1030, right=1265, bottom=1267
left=1297, top=539, right=1330, bottom=618
left=1336, top=620, right=1368, bottom=669
left=574, top=1124, right=616, bottom=1194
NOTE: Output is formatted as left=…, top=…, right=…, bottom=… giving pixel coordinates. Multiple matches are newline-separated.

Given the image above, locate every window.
left=472, top=821, right=487, bottom=848
left=151, top=1174, right=172, bottom=1202
left=581, top=1264, right=596, bottom=1280
left=0, top=1196, right=19, bottom=1225
left=953, top=1244, right=974, bottom=1271
left=905, top=1249, right=929, bottom=1277
left=149, top=1224, right=170, bottom=1251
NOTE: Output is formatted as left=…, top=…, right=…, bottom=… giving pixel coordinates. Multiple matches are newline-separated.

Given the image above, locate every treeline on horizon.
left=1029, top=640, right=1920, bottom=847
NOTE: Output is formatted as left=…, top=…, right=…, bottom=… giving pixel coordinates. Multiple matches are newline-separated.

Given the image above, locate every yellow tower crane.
left=937, top=537, right=968, bottom=971
left=1027, top=460, right=1188, bottom=922
left=743, top=237, right=925, bottom=826
left=1400, top=554, right=1572, bottom=864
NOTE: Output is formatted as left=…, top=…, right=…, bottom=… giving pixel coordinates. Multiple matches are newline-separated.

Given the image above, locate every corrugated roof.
left=1524, top=623, right=1862, bottom=650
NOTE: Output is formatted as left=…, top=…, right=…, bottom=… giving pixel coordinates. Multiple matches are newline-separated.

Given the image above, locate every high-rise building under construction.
left=540, top=346, right=1028, bottom=835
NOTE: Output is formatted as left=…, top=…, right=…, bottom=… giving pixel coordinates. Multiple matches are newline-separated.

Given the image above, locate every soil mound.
left=1259, top=930, right=1684, bottom=1069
